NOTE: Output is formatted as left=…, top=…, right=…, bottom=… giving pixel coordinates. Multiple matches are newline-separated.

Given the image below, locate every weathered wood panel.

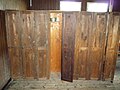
left=89, top=13, right=107, bottom=80
left=8, top=48, right=22, bottom=79
left=74, top=12, right=119, bottom=81
left=6, top=11, right=21, bottom=47
left=21, top=11, right=35, bottom=79
left=5, top=11, right=50, bottom=79
left=6, top=11, right=23, bottom=79
left=104, top=13, right=120, bottom=81
left=22, top=48, right=35, bottom=79
left=61, top=12, right=76, bottom=82
left=74, top=13, right=92, bottom=80
left=50, top=12, right=62, bottom=72
left=0, top=11, right=10, bottom=89
left=5, top=11, right=120, bottom=82
left=21, top=11, right=35, bottom=48
left=38, top=50, right=47, bottom=78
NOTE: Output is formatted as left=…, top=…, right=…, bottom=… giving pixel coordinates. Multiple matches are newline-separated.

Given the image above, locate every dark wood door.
left=61, top=12, right=76, bottom=82
left=0, top=11, right=10, bottom=89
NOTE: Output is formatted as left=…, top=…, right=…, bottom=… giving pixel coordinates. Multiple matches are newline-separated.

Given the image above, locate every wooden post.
left=81, top=0, right=87, bottom=11
left=108, top=0, right=114, bottom=12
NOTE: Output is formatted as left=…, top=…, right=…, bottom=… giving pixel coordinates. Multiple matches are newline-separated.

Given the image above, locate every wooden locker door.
left=50, top=12, right=62, bottom=72
left=61, top=12, right=76, bottom=82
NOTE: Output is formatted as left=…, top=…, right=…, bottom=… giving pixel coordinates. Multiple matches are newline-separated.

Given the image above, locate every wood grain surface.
left=5, top=10, right=50, bottom=79
left=50, top=12, right=62, bottom=72
left=0, top=11, right=10, bottom=89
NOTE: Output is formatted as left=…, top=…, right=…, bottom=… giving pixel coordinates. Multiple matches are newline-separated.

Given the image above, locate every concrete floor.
left=6, top=56, right=120, bottom=90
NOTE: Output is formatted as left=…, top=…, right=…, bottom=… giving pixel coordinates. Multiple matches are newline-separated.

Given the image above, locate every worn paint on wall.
left=0, top=0, right=27, bottom=10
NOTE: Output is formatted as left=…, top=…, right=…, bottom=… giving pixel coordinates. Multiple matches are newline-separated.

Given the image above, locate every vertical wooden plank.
left=5, top=11, right=18, bottom=78
left=0, top=10, right=10, bottom=89
left=5, top=11, right=23, bottom=79
left=16, top=11, right=24, bottom=79
left=34, top=11, right=50, bottom=79
left=5, top=11, right=12, bottom=49
left=50, top=12, right=62, bottom=72
left=84, top=13, right=93, bottom=80
left=47, top=11, right=51, bottom=79
left=104, top=13, right=120, bottom=81
left=90, top=13, right=107, bottom=79
left=6, top=12, right=13, bottom=78
left=22, top=48, right=35, bottom=79
left=111, top=14, right=120, bottom=81
left=108, top=0, right=114, bottom=12
left=0, top=11, right=4, bottom=88
left=104, top=13, right=114, bottom=79
left=74, top=12, right=82, bottom=79
left=0, top=11, right=5, bottom=83
left=21, top=11, right=35, bottom=48
left=10, top=12, right=21, bottom=47
left=34, top=11, right=47, bottom=48
left=37, top=50, right=47, bottom=78
left=34, top=11, right=44, bottom=79
left=74, top=12, right=91, bottom=80
left=21, top=11, right=35, bottom=79
left=81, top=0, right=87, bottom=11
left=8, top=48, right=20, bottom=79
left=2, top=11, right=11, bottom=84
left=14, top=11, right=23, bottom=79
left=1, top=11, right=10, bottom=81
left=61, top=12, right=76, bottom=82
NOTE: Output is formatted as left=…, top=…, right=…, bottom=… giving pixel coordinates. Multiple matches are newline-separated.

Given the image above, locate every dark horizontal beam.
left=60, top=0, right=109, bottom=2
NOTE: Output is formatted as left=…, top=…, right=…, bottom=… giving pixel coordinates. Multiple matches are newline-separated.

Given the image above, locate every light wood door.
left=50, top=13, right=62, bottom=72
